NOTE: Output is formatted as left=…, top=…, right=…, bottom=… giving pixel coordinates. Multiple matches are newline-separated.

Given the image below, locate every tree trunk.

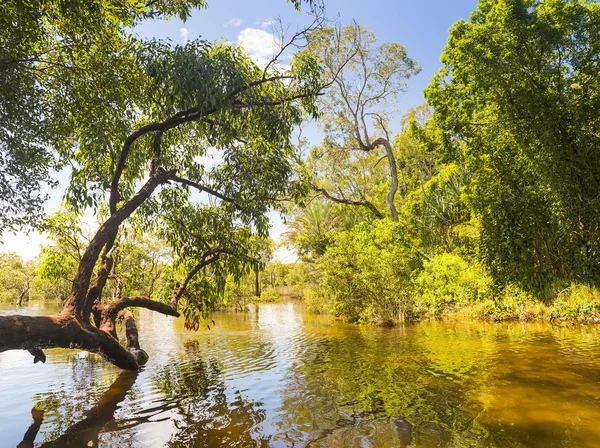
left=382, top=138, right=399, bottom=222
left=16, top=279, right=31, bottom=306
left=254, top=268, right=261, bottom=298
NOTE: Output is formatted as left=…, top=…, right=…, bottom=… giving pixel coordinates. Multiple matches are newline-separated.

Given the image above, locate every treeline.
left=0, top=208, right=307, bottom=311
left=284, top=1, right=600, bottom=324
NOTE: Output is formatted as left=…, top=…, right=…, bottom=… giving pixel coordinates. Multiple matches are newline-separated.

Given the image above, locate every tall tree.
left=0, top=0, right=210, bottom=231
left=425, top=0, right=600, bottom=290
left=0, top=2, right=326, bottom=369
left=304, top=24, right=420, bottom=221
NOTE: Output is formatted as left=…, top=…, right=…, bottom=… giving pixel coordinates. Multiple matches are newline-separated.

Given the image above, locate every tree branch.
left=170, top=175, right=244, bottom=209
left=313, top=186, right=384, bottom=219
left=102, top=297, right=180, bottom=327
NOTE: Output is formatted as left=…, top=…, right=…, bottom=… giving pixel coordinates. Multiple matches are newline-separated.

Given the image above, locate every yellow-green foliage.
left=224, top=275, right=254, bottom=312
left=254, top=287, right=280, bottom=303
left=468, top=284, right=600, bottom=322
left=316, top=219, right=421, bottom=324
left=551, top=285, right=600, bottom=321
left=303, top=284, right=329, bottom=314
left=415, top=253, right=491, bottom=314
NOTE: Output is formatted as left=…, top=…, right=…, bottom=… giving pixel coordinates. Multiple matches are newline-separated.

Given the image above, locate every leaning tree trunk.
left=0, top=168, right=178, bottom=370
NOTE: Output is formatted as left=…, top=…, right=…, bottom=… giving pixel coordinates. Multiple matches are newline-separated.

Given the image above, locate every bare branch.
left=313, top=186, right=384, bottom=219
left=103, top=297, right=180, bottom=326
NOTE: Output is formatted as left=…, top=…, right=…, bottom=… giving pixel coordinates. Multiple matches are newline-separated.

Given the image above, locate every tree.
left=0, top=252, right=37, bottom=305
left=0, top=2, right=326, bottom=369
left=304, top=24, right=420, bottom=221
left=284, top=199, right=342, bottom=261
left=425, top=0, right=600, bottom=291
left=0, top=0, right=211, bottom=232
left=313, top=219, right=421, bottom=323
left=0, top=0, right=316, bottom=231
left=37, top=209, right=90, bottom=288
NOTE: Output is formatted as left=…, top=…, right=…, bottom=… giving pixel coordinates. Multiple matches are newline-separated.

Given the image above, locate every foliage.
left=0, top=0, right=209, bottom=231
left=304, top=23, right=420, bottom=221
left=415, top=253, right=491, bottom=315
left=255, top=287, right=280, bottom=303
left=314, top=220, right=421, bottom=323
left=284, top=200, right=342, bottom=261
left=0, top=252, right=36, bottom=303
left=425, top=0, right=600, bottom=292
left=224, top=274, right=254, bottom=312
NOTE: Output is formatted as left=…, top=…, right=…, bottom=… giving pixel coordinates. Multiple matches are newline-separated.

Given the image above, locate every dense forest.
left=1, top=0, right=600, bottom=370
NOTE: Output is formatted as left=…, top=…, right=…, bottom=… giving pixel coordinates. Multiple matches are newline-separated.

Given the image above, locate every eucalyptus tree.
left=304, top=24, right=420, bottom=221
left=425, top=0, right=600, bottom=291
left=0, top=0, right=212, bottom=232
left=0, top=2, right=325, bottom=369
left=0, top=0, right=316, bottom=232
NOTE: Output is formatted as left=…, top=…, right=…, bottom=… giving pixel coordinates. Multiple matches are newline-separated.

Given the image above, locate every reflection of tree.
left=18, top=369, right=138, bottom=447
left=16, top=340, right=272, bottom=447
left=151, top=341, right=271, bottom=447
left=275, top=326, right=494, bottom=447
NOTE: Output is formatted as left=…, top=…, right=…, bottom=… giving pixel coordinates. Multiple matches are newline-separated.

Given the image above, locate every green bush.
left=551, top=284, right=600, bottom=321
left=316, top=219, right=421, bottom=324
left=415, top=253, right=491, bottom=314
left=254, top=287, right=280, bottom=303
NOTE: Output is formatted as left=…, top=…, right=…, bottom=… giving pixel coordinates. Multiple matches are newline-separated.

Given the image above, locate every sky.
left=1, top=0, right=479, bottom=261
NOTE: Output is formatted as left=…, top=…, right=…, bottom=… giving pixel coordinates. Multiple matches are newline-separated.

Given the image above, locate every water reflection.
left=3, top=303, right=600, bottom=447
left=31, top=370, right=138, bottom=447
left=151, top=341, right=271, bottom=447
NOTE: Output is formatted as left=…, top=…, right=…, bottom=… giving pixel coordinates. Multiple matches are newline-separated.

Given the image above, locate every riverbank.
left=288, top=282, right=600, bottom=326
left=416, top=283, right=600, bottom=324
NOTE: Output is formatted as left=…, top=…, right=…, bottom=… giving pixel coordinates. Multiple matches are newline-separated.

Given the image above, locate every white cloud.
left=237, top=28, right=282, bottom=68
left=179, top=27, right=189, bottom=44
left=259, top=18, right=277, bottom=29
left=225, top=18, right=245, bottom=27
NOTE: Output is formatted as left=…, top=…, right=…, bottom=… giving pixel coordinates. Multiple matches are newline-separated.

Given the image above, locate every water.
left=2, top=302, right=600, bottom=447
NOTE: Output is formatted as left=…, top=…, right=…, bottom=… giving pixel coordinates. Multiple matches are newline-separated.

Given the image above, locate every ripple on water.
left=5, top=304, right=600, bottom=447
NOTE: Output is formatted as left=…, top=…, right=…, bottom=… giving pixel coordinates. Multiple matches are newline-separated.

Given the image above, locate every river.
left=1, top=301, right=600, bottom=447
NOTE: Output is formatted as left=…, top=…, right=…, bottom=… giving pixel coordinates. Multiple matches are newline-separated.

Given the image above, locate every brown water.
left=2, top=302, right=600, bottom=447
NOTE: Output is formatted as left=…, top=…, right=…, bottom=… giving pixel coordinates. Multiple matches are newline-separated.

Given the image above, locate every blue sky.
left=2, top=0, right=479, bottom=260
left=135, top=0, right=479, bottom=113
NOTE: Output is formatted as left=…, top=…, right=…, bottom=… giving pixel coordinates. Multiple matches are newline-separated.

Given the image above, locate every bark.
left=64, top=169, right=174, bottom=323
left=373, top=137, right=400, bottom=222
left=99, top=296, right=179, bottom=335
left=0, top=314, right=139, bottom=370
left=254, top=268, right=261, bottom=298
left=314, top=186, right=384, bottom=219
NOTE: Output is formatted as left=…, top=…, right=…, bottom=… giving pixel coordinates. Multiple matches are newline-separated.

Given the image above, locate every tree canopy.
left=426, top=0, right=600, bottom=291
left=0, top=0, right=327, bottom=369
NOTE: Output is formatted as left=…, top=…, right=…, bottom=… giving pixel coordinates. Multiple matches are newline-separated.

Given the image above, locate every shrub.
left=415, top=253, right=491, bottom=314
left=316, top=219, right=421, bottom=324
left=254, top=287, right=280, bottom=303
